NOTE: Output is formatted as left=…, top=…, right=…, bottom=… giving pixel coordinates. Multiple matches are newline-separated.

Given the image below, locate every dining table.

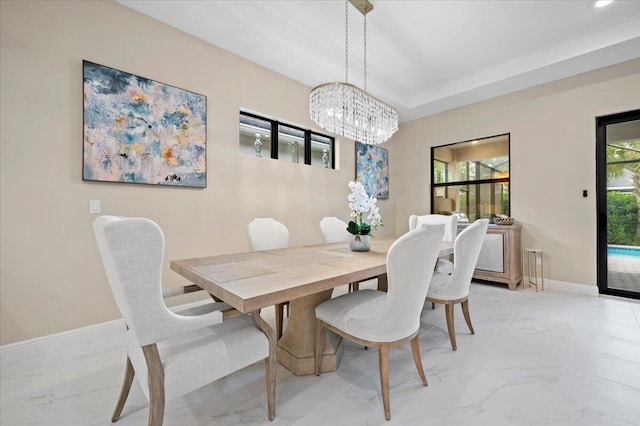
left=170, top=237, right=453, bottom=376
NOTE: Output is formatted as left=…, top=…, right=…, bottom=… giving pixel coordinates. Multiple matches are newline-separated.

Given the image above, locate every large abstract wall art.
left=83, top=61, right=207, bottom=187
left=355, top=142, right=389, bottom=199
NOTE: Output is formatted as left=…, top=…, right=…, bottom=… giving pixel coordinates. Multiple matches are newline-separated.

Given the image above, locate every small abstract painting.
left=83, top=61, right=207, bottom=187
left=355, top=142, right=389, bottom=199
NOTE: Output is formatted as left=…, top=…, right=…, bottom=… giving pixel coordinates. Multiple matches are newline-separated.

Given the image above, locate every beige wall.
left=0, top=1, right=396, bottom=344
left=390, top=59, right=640, bottom=286
left=2, top=0, right=639, bottom=346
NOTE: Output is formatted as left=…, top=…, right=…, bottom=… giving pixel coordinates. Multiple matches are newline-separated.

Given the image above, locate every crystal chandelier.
left=309, top=0, right=398, bottom=145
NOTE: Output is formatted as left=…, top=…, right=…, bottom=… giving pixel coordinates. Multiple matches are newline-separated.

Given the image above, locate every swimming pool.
left=608, top=246, right=640, bottom=259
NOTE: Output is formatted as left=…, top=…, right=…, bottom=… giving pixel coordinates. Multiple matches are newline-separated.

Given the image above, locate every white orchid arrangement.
left=347, top=181, right=383, bottom=236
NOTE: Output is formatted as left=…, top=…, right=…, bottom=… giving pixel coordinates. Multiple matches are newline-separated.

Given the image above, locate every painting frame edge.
left=354, top=141, right=389, bottom=200
left=82, top=59, right=208, bottom=188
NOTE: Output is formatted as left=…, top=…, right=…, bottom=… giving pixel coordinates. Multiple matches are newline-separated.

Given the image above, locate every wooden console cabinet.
left=457, top=222, right=522, bottom=290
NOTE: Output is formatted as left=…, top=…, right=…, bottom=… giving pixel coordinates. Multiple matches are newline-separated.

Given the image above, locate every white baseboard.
left=523, top=276, right=599, bottom=296
left=0, top=299, right=211, bottom=369
left=0, top=318, right=126, bottom=368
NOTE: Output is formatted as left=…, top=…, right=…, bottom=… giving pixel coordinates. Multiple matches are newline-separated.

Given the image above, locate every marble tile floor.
left=2, top=281, right=640, bottom=426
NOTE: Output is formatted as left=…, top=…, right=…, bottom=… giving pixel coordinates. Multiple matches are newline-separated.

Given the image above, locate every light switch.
left=89, top=200, right=101, bottom=214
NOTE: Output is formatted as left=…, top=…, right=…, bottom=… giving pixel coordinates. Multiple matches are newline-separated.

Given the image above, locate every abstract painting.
left=355, top=142, right=389, bottom=199
left=83, top=61, right=207, bottom=187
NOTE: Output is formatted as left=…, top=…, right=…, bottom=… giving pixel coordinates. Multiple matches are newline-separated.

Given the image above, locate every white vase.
left=254, top=133, right=262, bottom=157
left=349, top=234, right=371, bottom=252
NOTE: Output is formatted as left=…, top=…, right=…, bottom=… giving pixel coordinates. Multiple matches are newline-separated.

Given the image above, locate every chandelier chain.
left=364, top=14, right=367, bottom=92
left=309, top=0, right=399, bottom=145
left=345, top=0, right=349, bottom=83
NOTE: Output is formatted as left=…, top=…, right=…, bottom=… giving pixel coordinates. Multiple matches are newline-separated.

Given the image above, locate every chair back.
left=93, top=216, right=178, bottom=346
left=248, top=218, right=289, bottom=251
left=409, top=214, right=458, bottom=242
left=319, top=216, right=349, bottom=244
left=447, top=219, right=490, bottom=299
left=351, top=224, right=445, bottom=341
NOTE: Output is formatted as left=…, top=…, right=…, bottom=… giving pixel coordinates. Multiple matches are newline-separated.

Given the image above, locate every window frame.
left=240, top=110, right=335, bottom=169
left=430, top=133, right=511, bottom=220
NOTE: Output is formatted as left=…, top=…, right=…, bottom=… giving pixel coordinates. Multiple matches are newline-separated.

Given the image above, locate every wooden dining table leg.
left=376, top=273, right=388, bottom=292
left=276, top=289, right=343, bottom=376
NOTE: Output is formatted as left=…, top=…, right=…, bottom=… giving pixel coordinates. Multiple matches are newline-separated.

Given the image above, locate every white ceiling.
left=118, top=0, right=640, bottom=122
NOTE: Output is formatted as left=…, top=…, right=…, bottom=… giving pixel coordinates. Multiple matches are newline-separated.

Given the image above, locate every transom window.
left=239, top=111, right=335, bottom=169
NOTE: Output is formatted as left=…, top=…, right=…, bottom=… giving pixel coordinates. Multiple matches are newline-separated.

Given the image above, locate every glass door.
left=596, top=109, right=640, bottom=299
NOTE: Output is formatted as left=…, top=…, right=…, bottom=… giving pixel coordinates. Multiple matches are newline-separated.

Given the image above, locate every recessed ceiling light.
left=595, top=0, right=613, bottom=8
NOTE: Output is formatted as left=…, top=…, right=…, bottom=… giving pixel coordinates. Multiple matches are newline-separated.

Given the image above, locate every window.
left=431, top=134, right=510, bottom=221
left=311, top=133, right=333, bottom=168
left=277, top=123, right=304, bottom=164
left=239, top=111, right=335, bottom=169
left=239, top=114, right=272, bottom=158
left=434, top=159, right=447, bottom=184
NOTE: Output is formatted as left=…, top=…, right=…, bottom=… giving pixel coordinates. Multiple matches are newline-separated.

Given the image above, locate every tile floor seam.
left=347, top=346, right=382, bottom=379
left=564, top=349, right=640, bottom=391
left=47, top=352, right=63, bottom=426
left=632, top=302, right=640, bottom=329
left=547, top=298, right=577, bottom=426
left=421, top=297, right=530, bottom=420
left=558, top=298, right=640, bottom=426
left=414, top=299, right=518, bottom=419
left=557, top=390, right=638, bottom=426
left=346, top=351, right=437, bottom=416
left=421, top=366, right=474, bottom=420
left=565, top=363, right=640, bottom=393
left=291, top=382, right=378, bottom=426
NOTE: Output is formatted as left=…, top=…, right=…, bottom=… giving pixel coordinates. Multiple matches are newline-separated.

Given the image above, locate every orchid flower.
left=347, top=181, right=383, bottom=235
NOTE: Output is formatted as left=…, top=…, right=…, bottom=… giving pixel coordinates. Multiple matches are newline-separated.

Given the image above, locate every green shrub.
left=607, top=191, right=638, bottom=245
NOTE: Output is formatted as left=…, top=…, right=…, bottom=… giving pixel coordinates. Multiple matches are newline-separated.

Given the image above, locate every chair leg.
left=315, top=320, right=325, bottom=376
left=264, top=332, right=277, bottom=421
left=142, top=345, right=165, bottom=426
left=378, top=344, right=391, bottom=420
left=431, top=302, right=435, bottom=310
left=461, top=299, right=475, bottom=335
left=445, top=302, right=457, bottom=351
left=352, top=282, right=360, bottom=291
left=410, top=336, right=428, bottom=386
left=275, top=303, right=284, bottom=340
left=111, top=356, right=135, bottom=422
left=250, top=310, right=277, bottom=421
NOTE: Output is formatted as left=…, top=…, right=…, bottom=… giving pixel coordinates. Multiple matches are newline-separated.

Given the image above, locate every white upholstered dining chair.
left=319, top=216, right=361, bottom=292
left=409, top=214, right=459, bottom=274
left=248, top=218, right=290, bottom=251
left=248, top=218, right=290, bottom=339
left=315, top=224, right=445, bottom=420
left=94, top=216, right=275, bottom=425
left=426, top=218, right=489, bottom=350
left=319, top=216, right=349, bottom=244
